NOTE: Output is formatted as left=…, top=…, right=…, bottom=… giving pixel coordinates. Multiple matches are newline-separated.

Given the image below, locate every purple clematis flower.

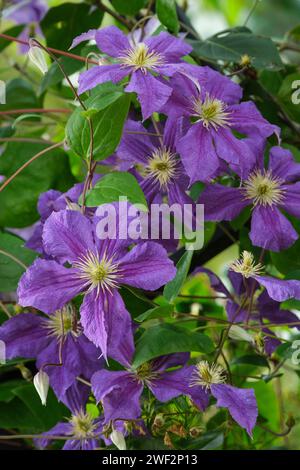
left=118, top=117, right=192, bottom=207
left=17, top=208, right=176, bottom=362
left=196, top=267, right=300, bottom=355
left=5, top=0, right=48, bottom=53
left=200, top=146, right=300, bottom=251
left=37, top=382, right=105, bottom=450
left=184, top=361, right=257, bottom=436
left=91, top=352, right=209, bottom=424
left=73, top=25, right=192, bottom=120
left=0, top=305, right=103, bottom=399
left=229, top=251, right=300, bottom=303
left=162, top=66, right=279, bottom=184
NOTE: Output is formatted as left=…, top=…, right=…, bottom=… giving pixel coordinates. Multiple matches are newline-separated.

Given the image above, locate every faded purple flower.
left=74, top=25, right=192, bottom=119
left=200, top=146, right=300, bottom=251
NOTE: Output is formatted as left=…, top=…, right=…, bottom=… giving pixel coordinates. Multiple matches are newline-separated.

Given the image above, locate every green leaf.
left=110, top=0, right=146, bottom=15
left=0, top=143, right=75, bottom=227
left=0, top=78, right=38, bottom=112
left=132, top=323, right=214, bottom=367
left=271, top=239, right=300, bottom=275
left=84, top=171, right=147, bottom=209
left=135, top=305, right=174, bottom=322
left=156, top=0, right=179, bottom=34
left=41, top=3, right=103, bottom=50
left=164, top=250, right=193, bottom=302
left=232, top=355, right=269, bottom=368
left=0, top=380, right=25, bottom=403
left=0, top=232, right=37, bottom=292
left=190, top=28, right=283, bottom=69
left=66, top=91, right=130, bottom=160
left=12, top=383, right=69, bottom=431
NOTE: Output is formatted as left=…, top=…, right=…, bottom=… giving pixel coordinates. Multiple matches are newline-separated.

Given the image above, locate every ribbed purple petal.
left=0, top=313, right=47, bottom=359
left=250, top=205, right=298, bottom=251
left=119, top=242, right=176, bottom=290
left=43, top=210, right=96, bottom=263
left=17, top=259, right=84, bottom=313
left=177, top=124, right=220, bottom=184
left=211, top=384, right=258, bottom=437
left=200, top=184, right=247, bottom=221
left=78, top=65, right=129, bottom=95
left=95, top=25, right=130, bottom=57
left=126, top=71, right=172, bottom=120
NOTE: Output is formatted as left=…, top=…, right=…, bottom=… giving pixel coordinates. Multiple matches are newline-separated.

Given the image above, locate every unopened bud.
left=229, top=325, right=254, bottom=343
left=33, top=370, right=49, bottom=406
left=110, top=429, right=126, bottom=450
left=190, top=302, right=201, bottom=317
left=16, top=364, right=32, bottom=381
left=240, top=54, right=251, bottom=67
left=286, top=414, right=296, bottom=429
left=189, top=426, right=203, bottom=438
left=254, top=332, right=265, bottom=354
left=28, top=40, right=48, bottom=75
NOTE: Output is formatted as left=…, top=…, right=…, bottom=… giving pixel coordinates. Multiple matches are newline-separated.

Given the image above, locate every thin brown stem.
left=0, top=141, right=63, bottom=193
left=0, top=249, right=28, bottom=270
left=0, top=33, right=99, bottom=65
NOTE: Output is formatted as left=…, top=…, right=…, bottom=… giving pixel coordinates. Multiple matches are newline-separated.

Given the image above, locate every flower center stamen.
left=190, top=361, right=226, bottom=391
left=44, top=305, right=78, bottom=339
left=192, top=93, right=231, bottom=130
left=119, top=43, right=164, bottom=73
left=230, top=251, right=264, bottom=278
left=134, top=362, right=159, bottom=384
left=243, top=170, right=285, bottom=207
left=69, top=410, right=97, bottom=439
left=73, top=250, right=120, bottom=295
left=146, top=147, right=179, bottom=188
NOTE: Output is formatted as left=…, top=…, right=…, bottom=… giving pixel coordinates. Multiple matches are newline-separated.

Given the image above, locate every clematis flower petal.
left=211, top=384, right=258, bottom=437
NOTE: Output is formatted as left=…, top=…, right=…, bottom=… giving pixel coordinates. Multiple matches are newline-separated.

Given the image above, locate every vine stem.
left=0, top=249, right=28, bottom=269
left=0, top=33, right=99, bottom=65
left=0, top=141, right=63, bottom=193
left=94, top=0, right=133, bottom=29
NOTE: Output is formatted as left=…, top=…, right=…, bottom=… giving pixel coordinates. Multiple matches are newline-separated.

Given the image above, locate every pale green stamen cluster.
left=243, top=170, right=285, bottom=207
left=230, top=251, right=264, bottom=278
left=74, top=250, right=120, bottom=295
left=69, top=410, right=97, bottom=440
left=146, top=147, right=178, bottom=188
left=192, top=93, right=231, bottom=130
left=119, top=43, right=164, bottom=73
left=44, top=305, right=77, bottom=339
left=190, top=361, right=226, bottom=391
